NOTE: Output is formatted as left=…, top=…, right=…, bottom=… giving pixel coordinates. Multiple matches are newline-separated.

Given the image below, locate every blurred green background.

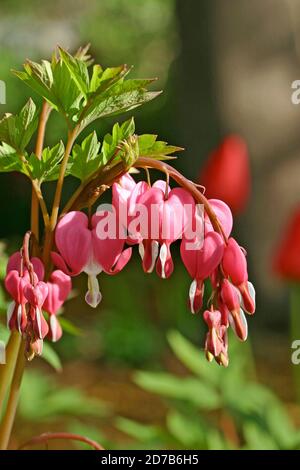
left=1, top=0, right=300, bottom=450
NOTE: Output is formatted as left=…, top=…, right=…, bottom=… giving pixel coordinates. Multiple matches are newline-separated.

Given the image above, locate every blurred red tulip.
left=198, top=135, right=251, bottom=215
left=273, top=207, right=300, bottom=281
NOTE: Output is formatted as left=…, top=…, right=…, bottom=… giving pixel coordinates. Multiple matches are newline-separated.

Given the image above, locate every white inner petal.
left=85, top=274, right=102, bottom=308
left=159, top=243, right=168, bottom=279
left=189, top=279, right=197, bottom=314
left=148, top=240, right=159, bottom=273
left=247, top=281, right=256, bottom=305
left=138, top=242, right=145, bottom=259
left=17, top=304, right=23, bottom=334
left=7, top=301, right=15, bottom=328
left=36, top=307, right=43, bottom=339
left=50, top=315, right=57, bottom=342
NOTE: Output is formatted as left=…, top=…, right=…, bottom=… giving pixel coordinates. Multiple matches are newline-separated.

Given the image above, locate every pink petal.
left=206, top=199, right=233, bottom=238
left=222, top=238, right=248, bottom=286
left=55, top=211, right=92, bottom=274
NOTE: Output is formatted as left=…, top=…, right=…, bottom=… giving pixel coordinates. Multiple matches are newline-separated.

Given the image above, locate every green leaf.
left=89, top=65, right=129, bottom=95
left=59, top=317, right=83, bottom=336
left=51, top=59, right=84, bottom=120
left=29, top=141, right=65, bottom=182
left=265, top=400, right=295, bottom=449
left=166, top=410, right=206, bottom=448
left=121, top=117, right=135, bottom=138
left=19, top=370, right=108, bottom=422
left=243, top=422, right=278, bottom=450
left=167, top=330, right=220, bottom=386
left=41, top=342, right=63, bottom=372
left=68, top=131, right=101, bottom=181
left=115, top=417, right=163, bottom=443
left=59, top=47, right=90, bottom=98
left=79, top=79, right=161, bottom=130
left=13, top=60, right=57, bottom=109
left=134, top=371, right=221, bottom=410
left=0, top=99, right=38, bottom=152
left=13, top=58, right=83, bottom=124
left=138, top=134, right=183, bottom=160
left=0, top=143, right=27, bottom=174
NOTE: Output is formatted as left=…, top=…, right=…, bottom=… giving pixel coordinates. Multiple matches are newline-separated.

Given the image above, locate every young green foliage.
left=13, top=46, right=161, bottom=132
left=68, top=132, right=100, bottom=182
left=0, top=99, right=38, bottom=153
left=28, top=141, right=65, bottom=183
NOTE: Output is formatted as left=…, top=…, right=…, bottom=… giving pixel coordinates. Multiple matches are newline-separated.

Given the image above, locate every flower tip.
left=85, top=289, right=102, bottom=308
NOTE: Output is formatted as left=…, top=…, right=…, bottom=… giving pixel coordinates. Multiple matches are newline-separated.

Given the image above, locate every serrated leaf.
left=138, top=134, right=183, bottom=159
left=89, top=65, right=128, bottom=95
left=0, top=143, right=27, bottom=173
left=59, top=47, right=90, bottom=97
left=0, top=99, right=38, bottom=152
left=100, top=118, right=135, bottom=165
left=13, top=58, right=83, bottom=124
left=29, top=141, right=65, bottom=182
left=79, top=79, right=160, bottom=130
left=121, top=117, right=135, bottom=138
left=51, top=59, right=84, bottom=119
left=68, top=131, right=101, bottom=181
left=13, top=61, right=57, bottom=109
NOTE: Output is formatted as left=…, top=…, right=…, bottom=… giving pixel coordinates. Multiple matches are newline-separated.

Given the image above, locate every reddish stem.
left=19, top=432, right=105, bottom=451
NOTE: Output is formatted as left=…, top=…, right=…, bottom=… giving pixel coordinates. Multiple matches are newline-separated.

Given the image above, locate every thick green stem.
left=0, top=332, right=21, bottom=417
left=0, top=340, right=25, bottom=449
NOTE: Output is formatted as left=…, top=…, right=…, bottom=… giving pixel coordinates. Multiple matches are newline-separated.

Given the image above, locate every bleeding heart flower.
left=203, top=309, right=229, bottom=367
left=43, top=270, right=72, bottom=342
left=220, top=279, right=248, bottom=341
left=4, top=252, right=45, bottom=334
left=205, top=199, right=233, bottom=238
left=222, top=237, right=255, bottom=314
left=23, top=281, right=49, bottom=340
left=136, top=181, right=195, bottom=279
left=52, top=211, right=132, bottom=308
left=198, top=135, right=250, bottom=215
left=5, top=270, right=29, bottom=333
left=180, top=232, right=224, bottom=313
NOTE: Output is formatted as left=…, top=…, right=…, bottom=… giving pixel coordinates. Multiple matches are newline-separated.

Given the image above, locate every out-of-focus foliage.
left=19, top=370, right=108, bottom=422
left=116, top=331, right=300, bottom=450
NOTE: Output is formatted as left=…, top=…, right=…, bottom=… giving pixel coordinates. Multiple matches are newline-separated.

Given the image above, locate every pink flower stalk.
left=43, top=270, right=72, bottom=342
left=220, top=279, right=248, bottom=341
left=138, top=183, right=195, bottom=278
left=179, top=198, right=255, bottom=366
left=222, top=238, right=255, bottom=314
left=52, top=211, right=132, bottom=308
left=181, top=231, right=224, bottom=313
left=23, top=282, right=49, bottom=340
left=114, top=175, right=195, bottom=279
left=5, top=252, right=45, bottom=335
left=203, top=309, right=228, bottom=367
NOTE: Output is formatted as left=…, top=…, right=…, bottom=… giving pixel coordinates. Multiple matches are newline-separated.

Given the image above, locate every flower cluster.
left=4, top=249, right=71, bottom=359
left=4, top=172, right=255, bottom=366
